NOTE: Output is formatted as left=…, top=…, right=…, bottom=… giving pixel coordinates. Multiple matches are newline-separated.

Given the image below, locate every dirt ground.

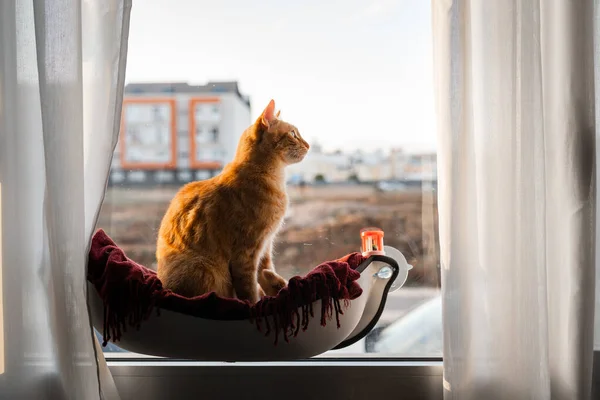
left=96, top=183, right=440, bottom=288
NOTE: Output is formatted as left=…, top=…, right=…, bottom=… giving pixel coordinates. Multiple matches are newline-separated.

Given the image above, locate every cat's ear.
left=275, top=110, right=281, bottom=118
left=260, top=99, right=277, bottom=129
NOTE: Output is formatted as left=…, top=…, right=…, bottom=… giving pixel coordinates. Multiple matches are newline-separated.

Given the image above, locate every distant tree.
left=348, top=173, right=359, bottom=183
left=314, top=174, right=326, bottom=183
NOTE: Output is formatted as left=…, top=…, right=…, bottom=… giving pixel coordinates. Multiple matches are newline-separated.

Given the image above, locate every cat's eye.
left=289, top=130, right=297, bottom=138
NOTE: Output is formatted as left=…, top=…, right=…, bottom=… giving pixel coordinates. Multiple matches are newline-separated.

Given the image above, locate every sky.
left=125, top=0, right=436, bottom=153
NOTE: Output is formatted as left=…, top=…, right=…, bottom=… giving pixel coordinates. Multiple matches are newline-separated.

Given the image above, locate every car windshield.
left=374, top=295, right=442, bottom=356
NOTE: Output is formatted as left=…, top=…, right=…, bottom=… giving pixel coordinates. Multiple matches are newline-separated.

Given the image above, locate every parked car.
left=375, top=181, right=408, bottom=192
left=365, top=295, right=442, bottom=356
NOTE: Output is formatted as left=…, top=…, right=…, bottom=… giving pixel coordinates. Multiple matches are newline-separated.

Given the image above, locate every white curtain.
left=0, top=0, right=131, bottom=399
left=432, top=1, right=597, bottom=399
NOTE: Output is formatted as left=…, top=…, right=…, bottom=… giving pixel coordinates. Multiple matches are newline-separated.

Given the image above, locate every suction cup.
left=381, top=245, right=413, bottom=292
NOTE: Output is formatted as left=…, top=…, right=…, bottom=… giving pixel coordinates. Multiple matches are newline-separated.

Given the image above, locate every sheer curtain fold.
left=433, top=1, right=596, bottom=399
left=0, top=0, right=131, bottom=399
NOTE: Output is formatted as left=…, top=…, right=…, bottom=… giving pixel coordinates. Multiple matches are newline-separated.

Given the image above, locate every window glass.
left=97, top=0, right=441, bottom=358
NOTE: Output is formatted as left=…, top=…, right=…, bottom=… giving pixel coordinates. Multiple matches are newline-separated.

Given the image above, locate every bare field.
left=97, top=184, right=440, bottom=287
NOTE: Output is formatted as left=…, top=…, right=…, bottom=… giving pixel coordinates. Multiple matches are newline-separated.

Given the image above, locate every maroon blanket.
left=88, top=229, right=365, bottom=346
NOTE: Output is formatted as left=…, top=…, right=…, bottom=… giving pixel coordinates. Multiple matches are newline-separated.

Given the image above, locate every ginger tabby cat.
left=156, top=100, right=309, bottom=304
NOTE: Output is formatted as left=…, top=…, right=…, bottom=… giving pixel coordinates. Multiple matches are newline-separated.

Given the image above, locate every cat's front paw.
left=261, top=270, right=287, bottom=296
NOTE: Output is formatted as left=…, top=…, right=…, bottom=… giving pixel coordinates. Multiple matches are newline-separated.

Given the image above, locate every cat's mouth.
left=287, top=148, right=308, bottom=163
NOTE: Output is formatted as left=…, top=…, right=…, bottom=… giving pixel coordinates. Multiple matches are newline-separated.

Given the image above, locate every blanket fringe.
left=102, top=272, right=356, bottom=347
left=248, top=271, right=353, bottom=345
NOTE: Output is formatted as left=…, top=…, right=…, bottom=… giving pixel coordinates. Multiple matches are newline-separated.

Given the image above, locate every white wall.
left=222, top=92, right=251, bottom=165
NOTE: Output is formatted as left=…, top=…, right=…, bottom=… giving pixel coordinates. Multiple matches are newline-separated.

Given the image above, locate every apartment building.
left=109, top=81, right=251, bottom=185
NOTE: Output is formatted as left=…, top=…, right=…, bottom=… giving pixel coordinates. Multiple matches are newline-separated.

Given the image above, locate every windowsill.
left=108, top=358, right=444, bottom=400
left=107, top=351, right=600, bottom=400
